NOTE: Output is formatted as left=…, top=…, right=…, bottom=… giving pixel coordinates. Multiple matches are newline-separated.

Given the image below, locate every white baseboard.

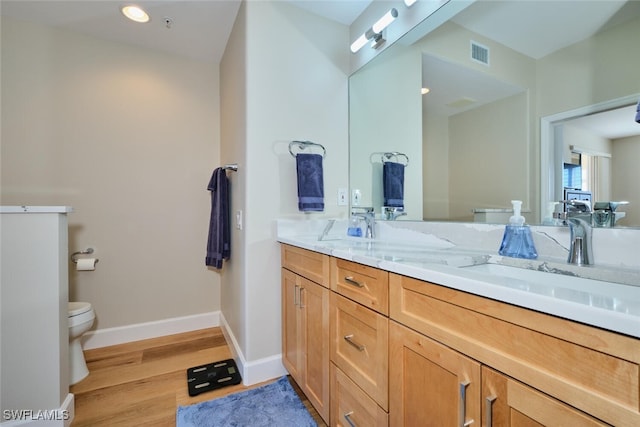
left=0, top=394, right=74, bottom=427
left=82, top=311, right=220, bottom=350
left=78, top=310, right=285, bottom=386
left=219, top=312, right=287, bottom=386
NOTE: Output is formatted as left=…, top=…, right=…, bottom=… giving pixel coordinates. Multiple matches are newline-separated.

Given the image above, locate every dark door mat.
left=187, top=358, right=242, bottom=397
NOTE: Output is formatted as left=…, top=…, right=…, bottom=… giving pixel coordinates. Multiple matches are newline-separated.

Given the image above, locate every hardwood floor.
left=70, top=327, right=326, bottom=426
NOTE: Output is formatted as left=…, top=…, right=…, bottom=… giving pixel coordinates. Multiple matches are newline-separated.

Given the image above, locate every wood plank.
left=71, top=327, right=327, bottom=427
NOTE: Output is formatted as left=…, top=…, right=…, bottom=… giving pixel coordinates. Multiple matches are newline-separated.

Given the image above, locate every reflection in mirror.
left=349, top=0, right=640, bottom=226
left=542, top=95, right=640, bottom=227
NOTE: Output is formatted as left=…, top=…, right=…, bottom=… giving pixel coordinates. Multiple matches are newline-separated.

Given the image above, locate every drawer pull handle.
left=459, top=380, right=474, bottom=426
left=293, top=284, right=300, bottom=307
left=299, top=287, right=306, bottom=309
left=344, top=276, right=364, bottom=288
left=344, top=334, right=365, bottom=351
left=485, top=395, right=497, bottom=427
left=343, top=411, right=356, bottom=427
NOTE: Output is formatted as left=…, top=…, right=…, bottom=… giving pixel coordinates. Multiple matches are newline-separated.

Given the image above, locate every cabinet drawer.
left=389, top=273, right=640, bottom=427
left=330, top=292, right=388, bottom=410
left=331, top=258, right=389, bottom=315
left=331, top=363, right=388, bottom=427
left=281, top=244, right=330, bottom=287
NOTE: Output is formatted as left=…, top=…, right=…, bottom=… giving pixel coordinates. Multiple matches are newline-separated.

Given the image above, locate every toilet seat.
left=69, top=302, right=92, bottom=317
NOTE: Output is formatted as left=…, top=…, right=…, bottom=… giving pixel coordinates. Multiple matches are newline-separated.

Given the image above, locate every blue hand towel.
left=635, top=99, right=640, bottom=123
left=383, top=161, right=405, bottom=208
left=206, top=167, right=230, bottom=269
left=296, top=153, right=324, bottom=212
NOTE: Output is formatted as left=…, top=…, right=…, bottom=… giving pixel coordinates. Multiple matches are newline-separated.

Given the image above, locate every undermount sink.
left=460, top=263, right=640, bottom=314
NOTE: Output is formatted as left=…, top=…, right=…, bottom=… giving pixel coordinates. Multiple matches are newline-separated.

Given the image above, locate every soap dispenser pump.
left=499, top=200, right=538, bottom=259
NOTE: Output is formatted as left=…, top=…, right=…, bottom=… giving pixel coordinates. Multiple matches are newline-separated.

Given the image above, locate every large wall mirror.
left=349, top=0, right=640, bottom=226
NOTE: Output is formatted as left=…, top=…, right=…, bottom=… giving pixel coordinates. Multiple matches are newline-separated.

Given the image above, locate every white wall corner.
left=219, top=313, right=286, bottom=386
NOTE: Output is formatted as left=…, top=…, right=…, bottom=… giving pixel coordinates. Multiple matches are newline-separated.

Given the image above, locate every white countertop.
left=278, top=232, right=640, bottom=339
left=0, top=205, right=73, bottom=213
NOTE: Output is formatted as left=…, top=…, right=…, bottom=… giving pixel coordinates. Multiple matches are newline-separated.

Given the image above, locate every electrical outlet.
left=338, top=188, right=348, bottom=206
left=352, top=189, right=361, bottom=206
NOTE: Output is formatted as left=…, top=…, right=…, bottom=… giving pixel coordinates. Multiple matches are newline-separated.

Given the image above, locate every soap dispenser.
left=347, top=216, right=362, bottom=237
left=499, top=200, right=538, bottom=259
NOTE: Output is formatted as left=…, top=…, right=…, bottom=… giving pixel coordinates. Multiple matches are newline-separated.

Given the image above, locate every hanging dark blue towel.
left=383, top=161, right=405, bottom=208
left=635, top=99, right=640, bottom=123
left=296, top=153, right=324, bottom=212
left=206, top=167, right=230, bottom=269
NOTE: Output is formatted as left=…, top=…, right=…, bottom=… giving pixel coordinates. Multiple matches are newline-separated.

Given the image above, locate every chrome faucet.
left=383, top=206, right=407, bottom=221
left=557, top=200, right=594, bottom=265
left=351, top=207, right=376, bottom=239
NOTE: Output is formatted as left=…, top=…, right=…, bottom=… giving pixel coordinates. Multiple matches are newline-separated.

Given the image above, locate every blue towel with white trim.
left=296, top=153, right=324, bottom=212
left=383, top=161, right=405, bottom=208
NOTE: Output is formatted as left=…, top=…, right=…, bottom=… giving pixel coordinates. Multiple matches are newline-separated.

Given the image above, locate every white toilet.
left=68, top=302, right=95, bottom=385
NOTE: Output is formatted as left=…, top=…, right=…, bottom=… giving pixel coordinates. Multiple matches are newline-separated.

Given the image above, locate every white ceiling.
left=426, top=0, right=640, bottom=139
left=0, top=0, right=372, bottom=63
left=564, top=104, right=640, bottom=140
left=3, top=0, right=639, bottom=138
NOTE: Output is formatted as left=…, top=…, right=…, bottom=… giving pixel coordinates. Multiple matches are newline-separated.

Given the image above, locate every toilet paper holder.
left=70, top=248, right=99, bottom=264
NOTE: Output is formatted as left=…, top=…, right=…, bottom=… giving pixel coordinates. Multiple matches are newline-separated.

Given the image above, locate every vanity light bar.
left=350, top=8, right=398, bottom=53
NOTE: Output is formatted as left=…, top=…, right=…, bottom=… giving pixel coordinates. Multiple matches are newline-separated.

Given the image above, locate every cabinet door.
left=282, top=269, right=302, bottom=381
left=482, top=367, right=610, bottom=427
left=389, top=321, right=481, bottom=427
left=300, top=277, right=330, bottom=423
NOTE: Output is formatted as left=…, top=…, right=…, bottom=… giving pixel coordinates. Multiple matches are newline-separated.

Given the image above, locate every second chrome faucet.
left=556, top=200, right=594, bottom=266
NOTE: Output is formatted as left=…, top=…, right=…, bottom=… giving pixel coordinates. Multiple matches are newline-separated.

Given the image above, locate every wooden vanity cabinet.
left=389, top=273, right=639, bottom=427
left=281, top=245, right=330, bottom=423
left=281, top=244, right=639, bottom=426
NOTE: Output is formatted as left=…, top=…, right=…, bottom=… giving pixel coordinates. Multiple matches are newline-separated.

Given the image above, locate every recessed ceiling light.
left=421, top=88, right=430, bottom=95
left=121, top=5, right=150, bottom=23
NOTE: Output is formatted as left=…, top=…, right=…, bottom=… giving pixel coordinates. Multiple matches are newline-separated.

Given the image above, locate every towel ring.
left=289, top=140, right=326, bottom=158
left=370, top=152, right=409, bottom=167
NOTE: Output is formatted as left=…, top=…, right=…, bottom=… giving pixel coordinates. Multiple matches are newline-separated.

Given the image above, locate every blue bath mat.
left=176, top=376, right=317, bottom=427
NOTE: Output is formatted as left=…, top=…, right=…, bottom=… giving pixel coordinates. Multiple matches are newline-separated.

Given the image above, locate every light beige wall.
left=562, top=124, right=612, bottom=162
left=219, top=0, right=349, bottom=369
left=244, top=1, right=349, bottom=361
left=448, top=93, right=529, bottom=221
left=350, top=45, right=423, bottom=219
left=220, top=0, right=248, bottom=360
left=612, top=135, right=640, bottom=226
left=1, top=18, right=220, bottom=329
left=537, top=16, right=640, bottom=117
left=414, top=20, right=537, bottom=220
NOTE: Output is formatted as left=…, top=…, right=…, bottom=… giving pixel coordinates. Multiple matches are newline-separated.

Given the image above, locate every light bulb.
left=121, top=5, right=150, bottom=23
left=372, top=8, right=398, bottom=34
left=350, top=34, right=369, bottom=53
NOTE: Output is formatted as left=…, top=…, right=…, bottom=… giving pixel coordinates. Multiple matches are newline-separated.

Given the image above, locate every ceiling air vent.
left=471, top=41, right=489, bottom=66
